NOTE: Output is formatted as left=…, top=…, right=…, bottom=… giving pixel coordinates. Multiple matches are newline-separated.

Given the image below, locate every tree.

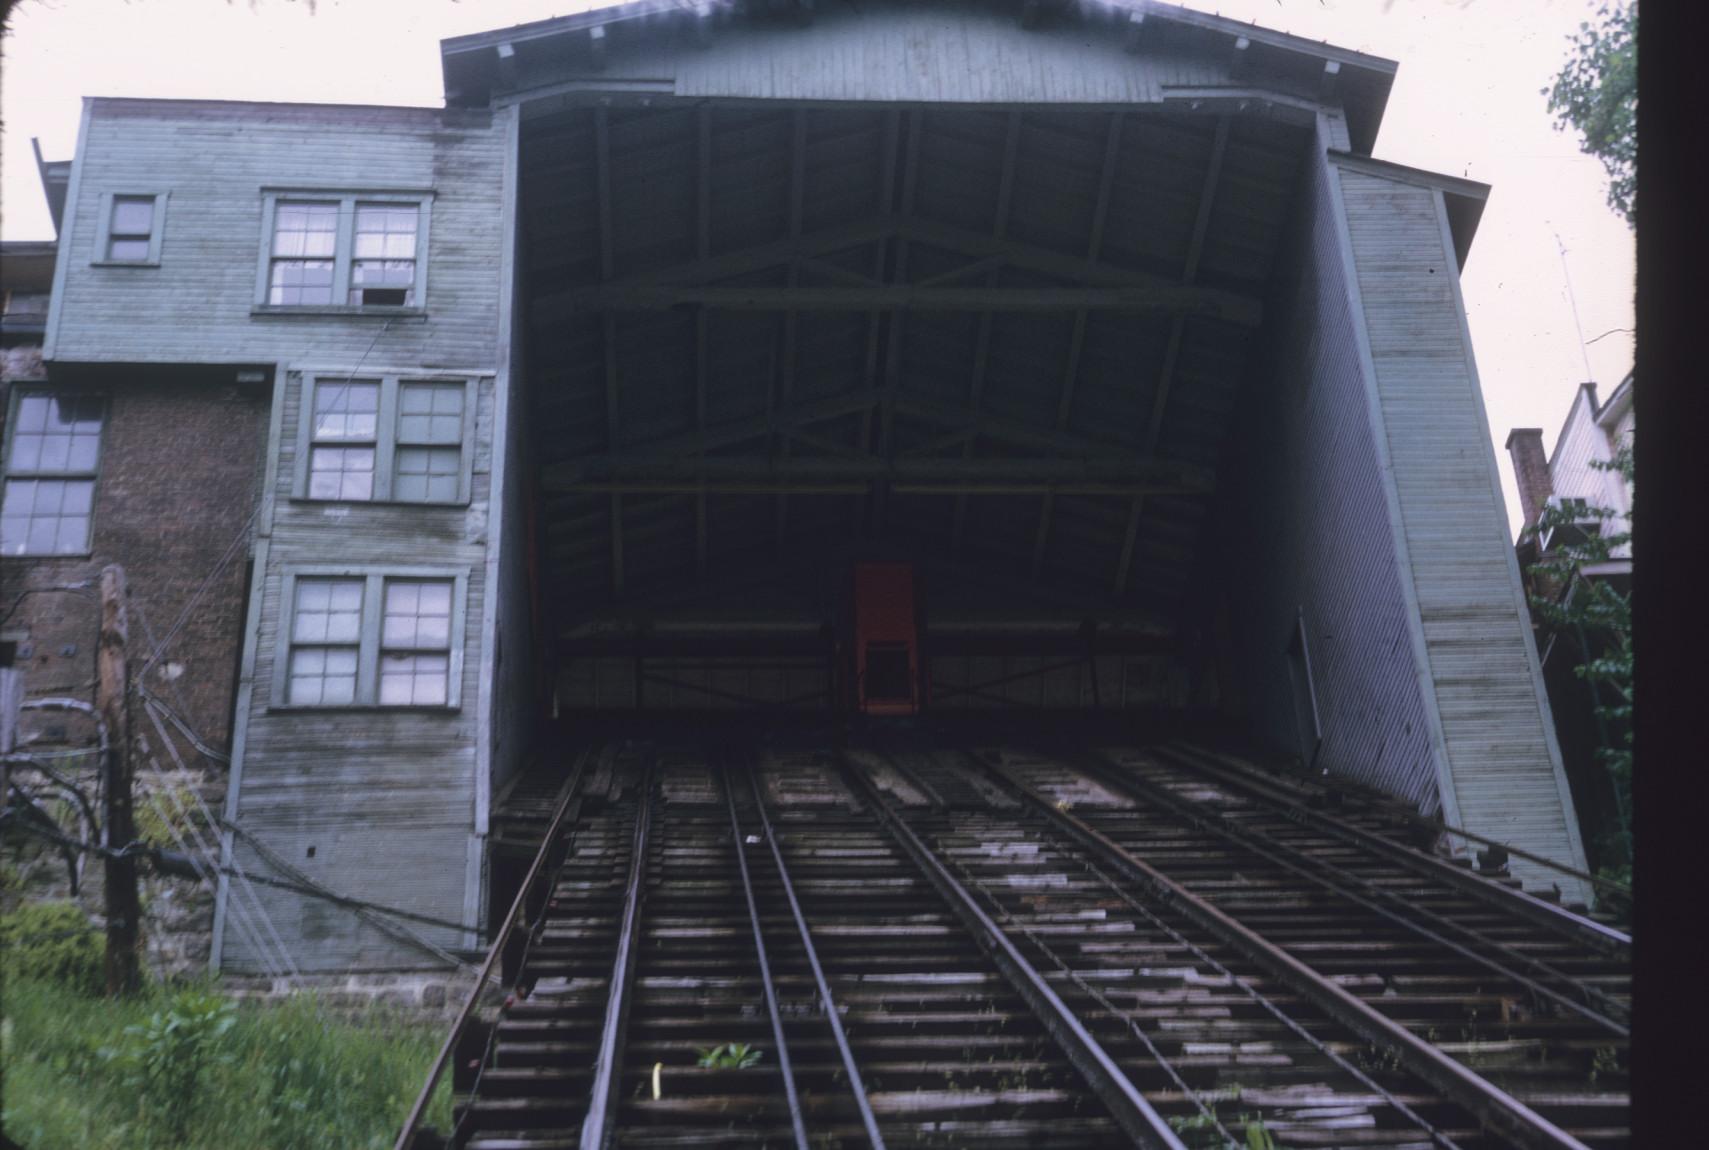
left=1545, top=1, right=1637, bottom=227
left=1524, top=445, right=1633, bottom=886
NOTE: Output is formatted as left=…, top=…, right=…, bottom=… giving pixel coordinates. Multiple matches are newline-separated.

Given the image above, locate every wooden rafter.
left=560, top=282, right=1255, bottom=317
left=775, top=108, right=810, bottom=549
left=953, top=110, right=1024, bottom=548
left=544, top=455, right=1213, bottom=497
left=528, top=214, right=900, bottom=320
left=1115, top=115, right=1230, bottom=596
left=594, top=107, right=624, bottom=598
left=869, top=108, right=923, bottom=538
left=855, top=109, right=903, bottom=537
left=1034, top=111, right=1123, bottom=578
left=694, top=105, right=712, bottom=577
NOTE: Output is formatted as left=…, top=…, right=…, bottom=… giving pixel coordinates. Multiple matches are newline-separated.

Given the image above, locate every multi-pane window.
left=349, top=205, right=419, bottom=306
left=277, top=569, right=463, bottom=709
left=2, top=393, right=104, bottom=557
left=95, top=192, right=165, bottom=265
left=394, top=383, right=464, bottom=502
left=286, top=579, right=364, bottom=705
left=107, top=197, right=156, bottom=261
left=268, top=201, right=339, bottom=305
left=379, top=581, right=452, bottom=705
left=298, top=376, right=470, bottom=504
left=306, top=380, right=380, bottom=500
left=256, top=192, right=430, bottom=310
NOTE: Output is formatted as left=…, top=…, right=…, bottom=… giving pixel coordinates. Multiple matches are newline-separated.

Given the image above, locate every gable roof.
left=441, top=0, right=1397, bottom=153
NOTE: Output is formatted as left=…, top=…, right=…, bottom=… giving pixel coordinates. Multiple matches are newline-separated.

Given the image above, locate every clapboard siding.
left=51, top=100, right=503, bottom=370
left=224, top=374, right=496, bottom=971
left=126, top=98, right=514, bottom=972
left=1337, top=166, right=1588, bottom=899
left=1222, top=133, right=1438, bottom=809
left=622, top=5, right=1218, bottom=105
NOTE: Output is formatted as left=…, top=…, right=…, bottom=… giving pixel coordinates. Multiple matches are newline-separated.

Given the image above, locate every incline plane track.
left=399, top=731, right=1630, bottom=1150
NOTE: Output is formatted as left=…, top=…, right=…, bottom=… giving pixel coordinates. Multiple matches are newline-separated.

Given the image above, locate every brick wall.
left=1505, top=427, right=1553, bottom=537
left=3, top=378, right=270, bottom=763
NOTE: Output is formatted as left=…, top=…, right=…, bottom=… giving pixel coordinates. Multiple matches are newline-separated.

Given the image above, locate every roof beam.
left=856, top=109, right=903, bottom=538
left=776, top=108, right=810, bottom=550
left=890, top=392, right=1140, bottom=461
left=544, top=389, right=883, bottom=484
left=529, top=215, right=900, bottom=321
left=900, top=217, right=1258, bottom=305
left=1035, top=111, right=1124, bottom=579
left=694, top=105, right=712, bottom=578
left=559, top=283, right=1256, bottom=318
left=594, top=107, right=623, bottom=598
left=870, top=108, right=923, bottom=538
left=544, top=456, right=1213, bottom=497
left=1115, top=114, right=1229, bottom=596
left=954, top=110, right=1024, bottom=549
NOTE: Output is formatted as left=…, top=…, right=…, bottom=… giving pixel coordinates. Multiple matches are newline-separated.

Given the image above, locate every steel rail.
left=951, top=751, right=1466, bottom=1150
left=745, top=766, right=888, bottom=1149
left=1066, top=746, right=1630, bottom=1035
left=1161, top=742, right=1632, bottom=949
left=979, top=757, right=1594, bottom=1150
left=834, top=753, right=1188, bottom=1150
left=719, top=760, right=810, bottom=1150
left=394, top=745, right=595, bottom=1150
left=580, top=760, right=658, bottom=1150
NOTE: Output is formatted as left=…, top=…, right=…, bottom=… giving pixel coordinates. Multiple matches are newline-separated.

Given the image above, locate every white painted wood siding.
left=1550, top=385, right=1632, bottom=547
left=50, top=100, right=503, bottom=372
left=1337, top=165, right=1589, bottom=900
left=1223, top=134, right=1439, bottom=808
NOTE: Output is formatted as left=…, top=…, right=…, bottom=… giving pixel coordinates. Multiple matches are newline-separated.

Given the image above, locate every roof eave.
left=439, top=0, right=1397, bottom=148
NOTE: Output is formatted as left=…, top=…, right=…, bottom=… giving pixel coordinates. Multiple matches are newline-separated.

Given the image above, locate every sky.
left=0, top=0, right=1635, bottom=534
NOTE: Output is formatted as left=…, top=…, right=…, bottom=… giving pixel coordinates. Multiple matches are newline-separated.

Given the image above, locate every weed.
left=1, top=977, right=450, bottom=1150
left=100, top=988, right=236, bottom=1147
left=697, top=1042, right=763, bottom=1069
left=0, top=901, right=104, bottom=994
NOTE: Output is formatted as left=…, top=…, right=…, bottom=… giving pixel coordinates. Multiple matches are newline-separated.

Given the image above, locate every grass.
left=1, top=976, right=453, bottom=1150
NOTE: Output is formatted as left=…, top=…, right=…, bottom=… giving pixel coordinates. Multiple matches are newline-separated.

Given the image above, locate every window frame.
left=272, top=565, right=468, bottom=711
left=92, top=191, right=168, bottom=267
left=291, top=374, right=476, bottom=506
left=1, top=388, right=107, bottom=559
left=252, top=188, right=434, bottom=316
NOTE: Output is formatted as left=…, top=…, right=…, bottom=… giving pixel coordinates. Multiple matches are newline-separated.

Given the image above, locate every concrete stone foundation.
left=221, top=967, right=501, bottom=1022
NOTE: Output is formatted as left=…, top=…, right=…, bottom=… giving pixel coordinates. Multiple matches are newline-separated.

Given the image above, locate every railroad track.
left=401, top=733, right=1631, bottom=1150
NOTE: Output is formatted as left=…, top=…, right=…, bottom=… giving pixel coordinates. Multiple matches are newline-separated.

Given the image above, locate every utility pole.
left=98, top=564, right=141, bottom=996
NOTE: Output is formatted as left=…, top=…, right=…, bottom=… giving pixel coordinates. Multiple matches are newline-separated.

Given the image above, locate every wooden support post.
left=98, top=564, right=141, bottom=997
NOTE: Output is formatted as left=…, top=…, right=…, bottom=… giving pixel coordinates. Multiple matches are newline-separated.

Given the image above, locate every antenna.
left=1550, top=225, right=1595, bottom=385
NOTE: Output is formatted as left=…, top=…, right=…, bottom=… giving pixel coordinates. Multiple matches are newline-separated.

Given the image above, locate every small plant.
left=101, top=988, right=236, bottom=1147
left=1168, top=1107, right=1275, bottom=1149
left=696, top=1042, right=763, bottom=1069
left=0, top=900, right=104, bottom=995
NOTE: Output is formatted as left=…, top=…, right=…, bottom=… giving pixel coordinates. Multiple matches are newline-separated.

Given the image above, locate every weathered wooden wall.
left=49, top=100, right=502, bottom=370
left=485, top=109, right=535, bottom=816
left=218, top=369, right=498, bottom=971
left=41, top=101, right=513, bottom=971
left=1335, top=162, right=1589, bottom=901
left=1221, top=129, right=1441, bottom=810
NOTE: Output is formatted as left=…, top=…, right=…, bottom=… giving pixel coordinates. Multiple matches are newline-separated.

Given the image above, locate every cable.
left=138, top=702, right=298, bottom=981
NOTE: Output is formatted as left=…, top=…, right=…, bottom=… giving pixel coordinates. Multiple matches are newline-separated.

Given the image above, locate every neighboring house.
left=9, top=0, right=1599, bottom=975
left=1506, top=373, right=1635, bottom=870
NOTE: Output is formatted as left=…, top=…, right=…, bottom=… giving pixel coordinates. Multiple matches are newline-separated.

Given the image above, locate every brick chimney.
left=1505, top=428, right=1553, bottom=534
